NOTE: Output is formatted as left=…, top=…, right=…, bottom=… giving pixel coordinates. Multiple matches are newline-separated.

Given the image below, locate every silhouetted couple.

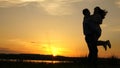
left=82, top=7, right=111, bottom=65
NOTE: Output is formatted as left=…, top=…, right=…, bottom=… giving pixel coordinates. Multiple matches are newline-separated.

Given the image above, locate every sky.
left=0, top=0, right=120, bottom=58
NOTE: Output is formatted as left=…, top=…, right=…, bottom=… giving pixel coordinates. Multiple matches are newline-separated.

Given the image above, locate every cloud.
left=0, top=0, right=43, bottom=7
left=107, top=25, right=120, bottom=32
left=0, top=0, right=104, bottom=15
left=0, top=0, right=83, bottom=15
left=116, top=0, right=120, bottom=8
left=111, top=28, right=120, bottom=32
left=8, top=39, right=29, bottom=45
left=0, top=47, right=18, bottom=53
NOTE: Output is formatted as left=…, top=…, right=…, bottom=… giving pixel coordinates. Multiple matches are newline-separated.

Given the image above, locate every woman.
left=92, top=7, right=111, bottom=51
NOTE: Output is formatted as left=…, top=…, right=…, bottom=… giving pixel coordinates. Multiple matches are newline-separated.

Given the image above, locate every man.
left=83, top=8, right=98, bottom=64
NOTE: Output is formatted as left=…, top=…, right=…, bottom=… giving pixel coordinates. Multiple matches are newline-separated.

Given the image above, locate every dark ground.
left=0, top=54, right=120, bottom=68
left=0, top=61, right=120, bottom=68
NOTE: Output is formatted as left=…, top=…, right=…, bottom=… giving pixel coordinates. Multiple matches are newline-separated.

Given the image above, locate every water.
left=0, top=59, right=73, bottom=64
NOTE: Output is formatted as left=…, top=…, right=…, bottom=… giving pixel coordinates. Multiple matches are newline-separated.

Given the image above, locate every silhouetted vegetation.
left=0, top=54, right=84, bottom=62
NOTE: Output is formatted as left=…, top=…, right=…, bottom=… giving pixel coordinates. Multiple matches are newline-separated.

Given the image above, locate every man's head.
left=83, top=8, right=90, bottom=16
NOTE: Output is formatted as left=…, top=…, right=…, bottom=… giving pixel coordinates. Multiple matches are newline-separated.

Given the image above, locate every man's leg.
left=85, top=35, right=98, bottom=65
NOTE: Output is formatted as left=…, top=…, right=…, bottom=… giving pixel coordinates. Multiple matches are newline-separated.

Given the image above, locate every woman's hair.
left=94, top=7, right=108, bottom=19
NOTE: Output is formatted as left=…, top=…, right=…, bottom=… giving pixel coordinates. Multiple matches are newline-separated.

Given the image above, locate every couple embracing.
left=82, top=6, right=111, bottom=65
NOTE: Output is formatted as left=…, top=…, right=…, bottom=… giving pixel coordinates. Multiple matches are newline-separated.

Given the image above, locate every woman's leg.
left=97, top=40, right=111, bottom=50
left=97, top=40, right=107, bottom=50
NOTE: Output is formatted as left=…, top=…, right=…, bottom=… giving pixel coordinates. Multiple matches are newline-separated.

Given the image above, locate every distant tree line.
left=0, top=54, right=82, bottom=62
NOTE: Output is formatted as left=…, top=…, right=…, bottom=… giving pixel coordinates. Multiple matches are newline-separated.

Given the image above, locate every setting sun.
left=41, top=42, right=62, bottom=56
left=51, top=46, right=60, bottom=56
left=47, top=46, right=61, bottom=56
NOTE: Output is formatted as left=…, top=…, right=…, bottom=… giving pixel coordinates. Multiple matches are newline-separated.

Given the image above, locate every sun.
left=42, top=43, right=61, bottom=56
left=51, top=46, right=60, bottom=56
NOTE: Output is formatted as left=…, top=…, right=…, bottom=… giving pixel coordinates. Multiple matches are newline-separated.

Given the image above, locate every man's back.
left=83, top=15, right=92, bottom=35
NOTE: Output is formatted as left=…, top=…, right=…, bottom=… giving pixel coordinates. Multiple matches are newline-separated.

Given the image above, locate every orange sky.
left=0, top=0, right=120, bottom=58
